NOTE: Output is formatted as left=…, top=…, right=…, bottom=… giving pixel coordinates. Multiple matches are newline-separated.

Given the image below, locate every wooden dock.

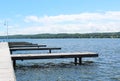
left=9, top=42, right=34, bottom=46
left=11, top=52, right=98, bottom=67
left=0, top=42, right=98, bottom=80
left=9, top=44, right=47, bottom=48
left=10, top=47, right=61, bottom=53
left=9, top=42, right=47, bottom=48
left=0, top=42, right=16, bottom=81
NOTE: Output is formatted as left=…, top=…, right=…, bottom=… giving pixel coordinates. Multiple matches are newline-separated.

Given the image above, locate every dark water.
left=2, top=38, right=120, bottom=81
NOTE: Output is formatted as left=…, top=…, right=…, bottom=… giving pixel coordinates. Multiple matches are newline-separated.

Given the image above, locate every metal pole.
left=6, top=21, right=8, bottom=41
left=4, top=20, right=9, bottom=42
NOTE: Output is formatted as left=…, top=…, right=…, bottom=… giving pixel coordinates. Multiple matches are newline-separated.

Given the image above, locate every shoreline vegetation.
left=0, top=32, right=120, bottom=39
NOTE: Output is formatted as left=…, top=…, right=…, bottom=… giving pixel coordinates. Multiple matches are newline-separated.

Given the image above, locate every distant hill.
left=0, top=32, right=120, bottom=39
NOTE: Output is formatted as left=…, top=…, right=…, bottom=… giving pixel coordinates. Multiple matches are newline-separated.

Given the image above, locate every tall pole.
left=4, top=20, right=9, bottom=42
left=6, top=21, right=8, bottom=41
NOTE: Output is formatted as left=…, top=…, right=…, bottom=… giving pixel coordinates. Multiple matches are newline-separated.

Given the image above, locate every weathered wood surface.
left=10, top=47, right=61, bottom=53
left=9, top=42, right=33, bottom=46
left=0, top=42, right=16, bottom=81
left=9, top=44, right=47, bottom=48
left=10, top=47, right=61, bottom=51
left=11, top=52, right=98, bottom=66
left=11, top=52, right=98, bottom=60
left=9, top=42, right=47, bottom=48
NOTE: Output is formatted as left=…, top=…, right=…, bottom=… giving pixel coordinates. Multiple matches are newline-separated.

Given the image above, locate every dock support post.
left=74, top=57, right=77, bottom=65
left=74, top=57, right=82, bottom=65
left=13, top=60, right=16, bottom=69
left=49, top=50, right=51, bottom=53
left=79, top=57, right=82, bottom=65
left=10, top=50, right=12, bottom=54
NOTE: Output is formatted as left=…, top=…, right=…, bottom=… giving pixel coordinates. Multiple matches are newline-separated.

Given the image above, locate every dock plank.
left=11, top=52, right=98, bottom=66
left=10, top=47, right=61, bottom=51
left=10, top=47, right=61, bottom=53
left=0, top=42, right=16, bottom=81
left=9, top=44, right=47, bottom=48
left=11, top=52, right=98, bottom=60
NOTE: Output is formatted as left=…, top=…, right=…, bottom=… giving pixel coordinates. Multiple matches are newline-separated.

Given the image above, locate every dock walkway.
left=10, top=47, right=61, bottom=53
left=11, top=52, right=98, bottom=67
left=0, top=42, right=98, bottom=81
left=0, top=42, right=16, bottom=81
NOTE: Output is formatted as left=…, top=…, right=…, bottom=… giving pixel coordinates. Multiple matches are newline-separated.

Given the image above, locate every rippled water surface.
left=2, top=38, right=120, bottom=81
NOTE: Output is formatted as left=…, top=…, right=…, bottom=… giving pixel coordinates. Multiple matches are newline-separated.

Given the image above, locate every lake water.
left=1, top=38, right=120, bottom=81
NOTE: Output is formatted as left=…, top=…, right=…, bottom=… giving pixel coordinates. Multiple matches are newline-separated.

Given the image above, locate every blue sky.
left=0, top=0, right=120, bottom=35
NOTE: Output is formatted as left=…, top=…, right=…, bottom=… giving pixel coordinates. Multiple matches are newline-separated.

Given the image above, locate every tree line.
left=0, top=32, right=120, bottom=39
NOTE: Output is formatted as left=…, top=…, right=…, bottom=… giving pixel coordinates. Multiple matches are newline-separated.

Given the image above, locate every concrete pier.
left=0, top=42, right=16, bottom=81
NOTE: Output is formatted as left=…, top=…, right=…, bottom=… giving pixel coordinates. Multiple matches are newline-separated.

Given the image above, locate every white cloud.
left=2, top=11, right=120, bottom=35
left=23, top=11, right=120, bottom=34
left=24, top=16, right=40, bottom=23
left=24, top=11, right=120, bottom=23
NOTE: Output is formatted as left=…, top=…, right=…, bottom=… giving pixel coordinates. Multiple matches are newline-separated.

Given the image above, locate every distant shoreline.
left=0, top=32, right=120, bottom=39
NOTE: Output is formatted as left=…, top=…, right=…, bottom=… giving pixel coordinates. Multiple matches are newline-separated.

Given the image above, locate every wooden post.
left=74, top=57, right=77, bottom=65
left=10, top=50, right=12, bottom=54
left=79, top=57, right=82, bottom=65
left=49, top=49, right=51, bottom=53
left=13, top=60, right=16, bottom=69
